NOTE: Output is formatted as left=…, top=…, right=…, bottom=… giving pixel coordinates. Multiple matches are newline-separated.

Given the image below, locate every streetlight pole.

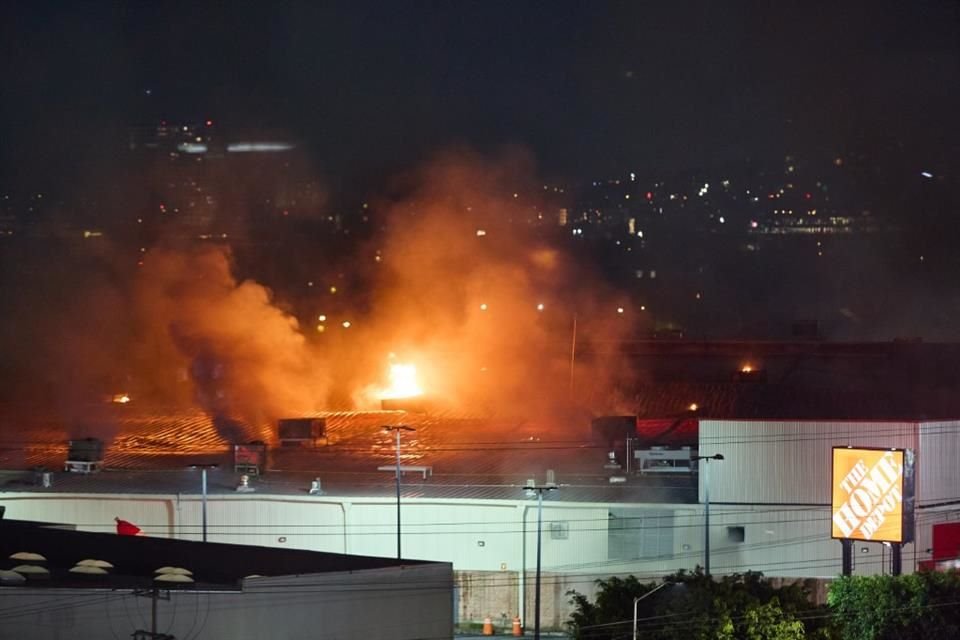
left=693, top=454, right=724, bottom=576
left=633, top=582, right=672, bottom=640
left=383, top=425, right=415, bottom=560
left=524, top=481, right=558, bottom=640
left=569, top=313, right=578, bottom=393
left=190, top=464, right=219, bottom=543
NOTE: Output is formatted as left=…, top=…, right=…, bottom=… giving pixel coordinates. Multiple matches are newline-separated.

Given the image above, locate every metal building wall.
left=699, top=420, right=920, bottom=505
left=918, top=421, right=960, bottom=505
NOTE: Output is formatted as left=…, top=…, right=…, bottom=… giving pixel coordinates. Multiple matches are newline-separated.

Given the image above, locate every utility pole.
left=383, top=425, right=415, bottom=560
left=524, top=480, right=558, bottom=640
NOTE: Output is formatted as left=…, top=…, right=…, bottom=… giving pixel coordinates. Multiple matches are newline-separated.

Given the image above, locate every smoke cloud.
left=133, top=244, right=328, bottom=441
left=341, top=148, right=640, bottom=416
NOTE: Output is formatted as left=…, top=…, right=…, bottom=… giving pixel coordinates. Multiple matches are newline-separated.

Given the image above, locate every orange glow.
left=687, top=403, right=699, bottom=412
left=111, top=393, right=131, bottom=404
left=380, top=363, right=423, bottom=400
left=740, top=363, right=754, bottom=373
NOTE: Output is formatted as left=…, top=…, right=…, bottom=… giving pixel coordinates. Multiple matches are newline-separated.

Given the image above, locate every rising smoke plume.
left=133, top=244, right=328, bottom=441
left=341, top=148, right=641, bottom=415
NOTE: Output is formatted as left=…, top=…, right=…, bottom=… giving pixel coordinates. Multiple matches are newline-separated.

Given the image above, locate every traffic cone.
left=512, top=616, right=523, bottom=636
left=482, top=616, right=494, bottom=635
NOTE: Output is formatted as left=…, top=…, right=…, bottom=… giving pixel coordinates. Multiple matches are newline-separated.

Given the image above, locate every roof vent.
left=235, top=474, right=255, bottom=493
left=545, top=469, right=557, bottom=488
left=604, top=451, right=621, bottom=469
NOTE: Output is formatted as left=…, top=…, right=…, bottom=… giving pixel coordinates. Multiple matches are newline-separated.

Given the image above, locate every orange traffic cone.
left=512, top=616, right=523, bottom=636
left=482, top=617, right=494, bottom=635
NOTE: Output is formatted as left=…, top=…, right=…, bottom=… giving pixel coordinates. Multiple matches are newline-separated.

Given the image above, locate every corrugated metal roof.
left=0, top=408, right=697, bottom=504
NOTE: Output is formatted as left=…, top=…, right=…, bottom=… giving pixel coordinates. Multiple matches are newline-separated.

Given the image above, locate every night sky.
left=2, top=1, right=958, bottom=191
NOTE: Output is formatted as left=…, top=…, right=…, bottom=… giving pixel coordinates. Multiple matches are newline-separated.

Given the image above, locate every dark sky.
left=2, top=1, right=958, bottom=190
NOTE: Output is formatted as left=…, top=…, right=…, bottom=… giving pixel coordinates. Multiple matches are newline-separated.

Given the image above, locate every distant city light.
left=476, top=229, right=487, bottom=236
left=341, top=321, right=352, bottom=328
left=616, top=307, right=624, bottom=314
left=536, top=303, right=544, bottom=311
left=227, top=142, right=294, bottom=153
left=318, top=315, right=327, bottom=322
left=719, top=216, right=725, bottom=224
left=921, top=171, right=933, bottom=179
left=688, top=403, right=699, bottom=412
left=176, top=143, right=208, bottom=154
left=480, top=303, right=488, bottom=311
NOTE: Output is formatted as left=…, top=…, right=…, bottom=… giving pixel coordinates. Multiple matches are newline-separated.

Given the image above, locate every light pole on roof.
left=383, top=425, right=415, bottom=560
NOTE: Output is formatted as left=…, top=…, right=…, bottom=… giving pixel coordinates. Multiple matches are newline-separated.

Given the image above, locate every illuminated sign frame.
left=831, top=446, right=915, bottom=543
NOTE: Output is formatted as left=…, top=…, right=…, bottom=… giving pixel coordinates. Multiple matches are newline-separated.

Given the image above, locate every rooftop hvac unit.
left=65, top=438, right=104, bottom=474
left=278, top=418, right=326, bottom=447
left=234, top=442, right=267, bottom=475
left=634, top=447, right=697, bottom=475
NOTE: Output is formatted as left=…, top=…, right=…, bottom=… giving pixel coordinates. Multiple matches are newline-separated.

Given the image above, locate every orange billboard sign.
left=831, top=447, right=914, bottom=543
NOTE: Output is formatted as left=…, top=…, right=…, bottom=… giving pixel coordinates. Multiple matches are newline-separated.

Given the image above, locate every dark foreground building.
left=0, top=519, right=453, bottom=640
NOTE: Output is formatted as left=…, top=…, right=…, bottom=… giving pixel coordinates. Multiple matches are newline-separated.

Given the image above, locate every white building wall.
left=3, top=489, right=948, bottom=584
left=918, top=421, right=960, bottom=505
left=699, top=420, right=921, bottom=505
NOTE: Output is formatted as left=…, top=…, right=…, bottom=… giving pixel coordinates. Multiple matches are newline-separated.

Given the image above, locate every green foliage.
left=566, top=568, right=823, bottom=640
left=742, top=599, right=806, bottom=640
left=827, top=570, right=960, bottom=640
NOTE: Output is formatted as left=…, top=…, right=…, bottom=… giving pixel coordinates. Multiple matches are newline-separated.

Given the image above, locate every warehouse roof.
left=5, top=340, right=960, bottom=505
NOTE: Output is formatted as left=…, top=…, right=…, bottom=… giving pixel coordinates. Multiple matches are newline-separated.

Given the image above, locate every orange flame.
left=380, top=363, right=423, bottom=400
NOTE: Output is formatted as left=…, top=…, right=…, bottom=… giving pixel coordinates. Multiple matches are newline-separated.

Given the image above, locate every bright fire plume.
left=380, top=364, right=423, bottom=399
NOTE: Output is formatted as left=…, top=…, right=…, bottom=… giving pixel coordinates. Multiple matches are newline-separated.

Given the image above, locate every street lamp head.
left=694, top=454, right=724, bottom=462
left=189, top=463, right=219, bottom=470
left=382, top=425, right=415, bottom=433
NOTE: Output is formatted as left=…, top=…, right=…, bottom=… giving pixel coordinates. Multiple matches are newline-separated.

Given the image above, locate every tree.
left=567, top=568, right=823, bottom=640
left=742, top=599, right=806, bottom=640
left=827, top=570, right=960, bottom=640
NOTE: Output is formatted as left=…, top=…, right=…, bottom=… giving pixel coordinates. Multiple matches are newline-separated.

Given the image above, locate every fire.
left=381, top=363, right=423, bottom=400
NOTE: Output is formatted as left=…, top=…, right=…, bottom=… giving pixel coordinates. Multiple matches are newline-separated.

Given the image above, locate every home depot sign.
left=831, top=447, right=915, bottom=543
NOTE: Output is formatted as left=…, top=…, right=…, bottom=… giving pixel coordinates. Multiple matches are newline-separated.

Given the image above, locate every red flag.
left=115, top=517, right=142, bottom=536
